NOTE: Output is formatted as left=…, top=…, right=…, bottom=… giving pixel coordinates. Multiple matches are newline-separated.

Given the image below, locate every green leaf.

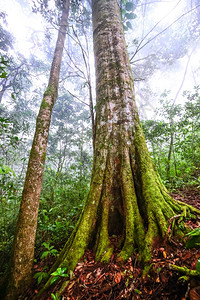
left=0, top=165, right=16, bottom=176
left=50, top=276, right=59, bottom=285
left=51, top=294, right=56, bottom=300
left=125, top=12, right=137, bottom=19
left=38, top=274, right=43, bottom=284
left=51, top=249, right=58, bottom=256
left=185, top=235, right=200, bottom=249
left=40, top=251, right=49, bottom=259
left=34, top=273, right=40, bottom=279
left=0, top=71, right=7, bottom=78
left=196, top=259, right=200, bottom=275
left=42, top=242, right=50, bottom=249
left=185, top=228, right=200, bottom=237
left=126, top=21, right=133, bottom=29
left=1, top=56, right=9, bottom=65
left=51, top=267, right=67, bottom=276
left=121, top=8, right=126, bottom=15
left=51, top=293, right=60, bottom=300
left=11, top=93, right=16, bottom=100
left=51, top=294, right=57, bottom=300
left=125, top=2, right=136, bottom=11
left=34, top=271, right=48, bottom=284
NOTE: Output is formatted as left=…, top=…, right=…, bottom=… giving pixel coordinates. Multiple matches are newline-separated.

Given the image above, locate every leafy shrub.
left=185, top=228, right=200, bottom=249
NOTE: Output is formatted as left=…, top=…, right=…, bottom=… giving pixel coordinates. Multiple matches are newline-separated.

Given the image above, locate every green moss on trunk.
left=3, top=1, right=70, bottom=299
left=35, top=0, right=200, bottom=298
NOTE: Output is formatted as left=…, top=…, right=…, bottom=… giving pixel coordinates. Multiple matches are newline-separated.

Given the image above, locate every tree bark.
left=166, top=120, right=174, bottom=178
left=3, top=1, right=70, bottom=299
left=37, top=0, right=200, bottom=297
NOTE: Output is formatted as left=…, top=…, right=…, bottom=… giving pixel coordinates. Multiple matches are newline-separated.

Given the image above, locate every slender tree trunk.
left=166, top=121, right=174, bottom=178
left=191, top=124, right=196, bottom=167
left=172, top=147, right=178, bottom=177
left=72, top=26, right=95, bottom=148
left=3, top=2, right=70, bottom=299
left=50, top=138, right=67, bottom=204
left=37, top=0, right=200, bottom=297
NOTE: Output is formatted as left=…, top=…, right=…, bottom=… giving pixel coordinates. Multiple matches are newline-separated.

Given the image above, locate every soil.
left=29, top=187, right=200, bottom=300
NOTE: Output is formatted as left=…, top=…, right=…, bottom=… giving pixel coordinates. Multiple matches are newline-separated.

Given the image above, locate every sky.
left=148, top=0, right=200, bottom=97
left=130, top=0, right=200, bottom=118
left=1, top=0, right=46, bottom=58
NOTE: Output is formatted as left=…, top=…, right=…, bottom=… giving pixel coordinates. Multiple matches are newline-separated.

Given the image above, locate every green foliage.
left=40, top=241, right=58, bottom=259
left=0, top=103, right=34, bottom=275
left=50, top=267, right=68, bottom=285
left=120, top=0, right=137, bottom=31
left=196, top=259, right=200, bottom=275
left=51, top=292, right=60, bottom=300
left=185, top=228, right=200, bottom=249
left=125, top=12, right=137, bottom=20
left=125, top=2, right=136, bottom=12
left=142, top=86, right=200, bottom=189
left=0, top=56, right=9, bottom=78
left=34, top=269, right=48, bottom=284
left=135, top=289, right=141, bottom=295
left=0, top=3, right=93, bottom=282
left=126, top=21, right=133, bottom=29
left=0, top=165, right=15, bottom=176
left=36, top=163, right=90, bottom=248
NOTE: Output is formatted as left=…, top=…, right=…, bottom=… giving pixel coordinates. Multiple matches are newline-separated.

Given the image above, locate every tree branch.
left=130, top=3, right=200, bottom=61
left=67, top=90, right=90, bottom=107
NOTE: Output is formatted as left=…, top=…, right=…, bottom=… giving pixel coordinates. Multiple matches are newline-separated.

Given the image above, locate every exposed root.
left=95, top=156, right=114, bottom=262
left=34, top=123, right=200, bottom=299
left=117, top=147, right=145, bottom=263
left=169, top=264, right=200, bottom=277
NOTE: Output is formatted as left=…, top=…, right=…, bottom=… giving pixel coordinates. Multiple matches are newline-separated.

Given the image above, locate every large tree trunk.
left=3, top=1, right=70, bottom=299
left=37, top=0, right=200, bottom=297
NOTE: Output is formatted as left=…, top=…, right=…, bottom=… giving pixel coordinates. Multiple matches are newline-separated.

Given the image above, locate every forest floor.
left=30, top=187, right=200, bottom=300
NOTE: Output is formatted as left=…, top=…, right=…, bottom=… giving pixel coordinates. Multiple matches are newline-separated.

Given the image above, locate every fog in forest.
left=1, top=0, right=200, bottom=117
left=0, top=1, right=200, bottom=298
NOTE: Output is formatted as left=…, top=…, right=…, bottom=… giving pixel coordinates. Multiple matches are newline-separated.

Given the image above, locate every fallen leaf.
left=68, top=280, right=76, bottom=290
left=115, top=272, right=121, bottom=284
left=156, top=276, right=160, bottom=283
left=163, top=250, right=167, bottom=258
left=75, top=263, right=84, bottom=271
left=86, top=272, right=93, bottom=279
